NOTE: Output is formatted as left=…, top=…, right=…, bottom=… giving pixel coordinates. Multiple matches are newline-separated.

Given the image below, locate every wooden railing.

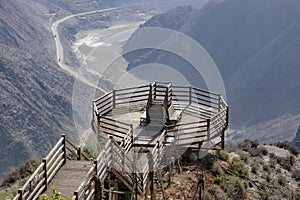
left=114, top=85, right=150, bottom=108
left=99, top=116, right=133, bottom=140
left=93, top=91, right=113, bottom=117
left=73, top=129, right=135, bottom=200
left=94, top=82, right=226, bottom=121
left=166, top=120, right=208, bottom=145
left=14, top=135, right=89, bottom=200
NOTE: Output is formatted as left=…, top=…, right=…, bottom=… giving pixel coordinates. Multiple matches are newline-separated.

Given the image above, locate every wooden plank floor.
left=46, top=160, right=92, bottom=198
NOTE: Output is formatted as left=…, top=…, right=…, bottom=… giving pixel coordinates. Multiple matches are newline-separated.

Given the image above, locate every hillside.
left=292, top=126, right=300, bottom=149
left=1, top=141, right=299, bottom=199
left=156, top=141, right=300, bottom=199
left=0, top=0, right=78, bottom=177
left=125, top=0, right=300, bottom=143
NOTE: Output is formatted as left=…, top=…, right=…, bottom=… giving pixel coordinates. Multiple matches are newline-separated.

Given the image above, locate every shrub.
left=216, top=150, right=229, bottom=162
left=262, top=173, right=271, bottom=183
left=260, top=147, right=269, bottom=156
left=269, top=153, right=275, bottom=159
left=277, top=175, right=286, bottom=186
left=237, top=150, right=249, bottom=163
left=251, top=163, right=259, bottom=174
left=272, top=142, right=299, bottom=156
left=231, top=158, right=248, bottom=177
left=212, top=163, right=226, bottom=186
left=238, top=140, right=259, bottom=152
left=204, top=191, right=216, bottom=200
left=225, top=145, right=237, bottom=153
left=214, top=175, right=226, bottom=185
left=212, top=162, right=224, bottom=176
left=292, top=169, right=300, bottom=181
left=39, top=189, right=71, bottom=200
left=1, top=159, right=41, bottom=186
left=262, top=164, right=270, bottom=172
left=269, top=159, right=276, bottom=169
left=249, top=146, right=268, bottom=157
left=274, top=156, right=294, bottom=171
left=258, top=186, right=271, bottom=200
left=225, top=177, right=245, bottom=200
left=208, top=185, right=227, bottom=200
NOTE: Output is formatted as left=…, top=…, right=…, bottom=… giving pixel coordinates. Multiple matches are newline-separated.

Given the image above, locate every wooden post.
left=153, top=81, right=156, bottom=100
left=168, top=83, right=172, bottom=104
left=18, top=189, right=23, bottom=200
left=189, top=86, right=192, bottom=105
left=221, top=130, right=225, bottom=150
left=147, top=151, right=155, bottom=200
left=198, top=141, right=203, bottom=152
left=62, top=134, right=67, bottom=164
left=131, top=124, right=134, bottom=146
left=94, top=160, right=98, bottom=174
left=218, top=94, right=221, bottom=112
left=121, top=139, right=125, bottom=172
left=199, top=176, right=205, bottom=200
left=226, top=106, right=229, bottom=128
left=77, top=146, right=81, bottom=160
left=43, top=158, right=48, bottom=190
left=109, top=136, right=114, bottom=160
left=74, top=191, right=79, bottom=200
left=113, top=89, right=116, bottom=108
left=157, top=141, right=160, bottom=161
left=207, top=119, right=211, bottom=141
left=149, top=84, right=153, bottom=104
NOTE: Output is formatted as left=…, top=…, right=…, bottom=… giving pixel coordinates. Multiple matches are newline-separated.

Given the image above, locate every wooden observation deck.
left=14, top=81, right=228, bottom=200
left=93, top=81, right=228, bottom=148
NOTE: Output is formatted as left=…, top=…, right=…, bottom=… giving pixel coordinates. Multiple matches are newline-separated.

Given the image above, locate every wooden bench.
left=168, top=103, right=183, bottom=121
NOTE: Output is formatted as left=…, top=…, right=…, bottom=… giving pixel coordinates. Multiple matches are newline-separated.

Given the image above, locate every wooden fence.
left=14, top=135, right=89, bottom=200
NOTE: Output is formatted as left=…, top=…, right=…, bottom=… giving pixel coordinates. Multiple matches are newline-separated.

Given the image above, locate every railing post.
left=221, top=130, right=225, bottom=150
left=43, top=158, right=48, bottom=190
left=157, top=141, right=160, bottom=161
left=74, top=191, right=79, bottom=200
left=218, top=94, right=221, bottom=112
left=131, top=124, right=134, bottom=146
left=113, top=89, right=116, bottom=108
left=122, top=139, right=125, bottom=171
left=77, top=146, right=81, bottom=160
left=94, top=159, right=98, bottom=174
left=189, top=86, right=192, bottom=105
left=207, top=119, right=211, bottom=141
left=109, top=136, right=114, bottom=169
left=62, top=134, right=67, bottom=164
left=147, top=151, right=154, bottom=200
left=226, top=106, right=229, bottom=128
left=149, top=84, right=153, bottom=104
left=167, top=83, right=172, bottom=106
left=18, top=189, right=23, bottom=200
left=153, top=81, right=156, bottom=100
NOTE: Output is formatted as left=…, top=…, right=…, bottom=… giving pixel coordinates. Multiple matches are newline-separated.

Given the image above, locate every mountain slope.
left=125, top=0, right=300, bottom=142
left=0, top=0, right=75, bottom=177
